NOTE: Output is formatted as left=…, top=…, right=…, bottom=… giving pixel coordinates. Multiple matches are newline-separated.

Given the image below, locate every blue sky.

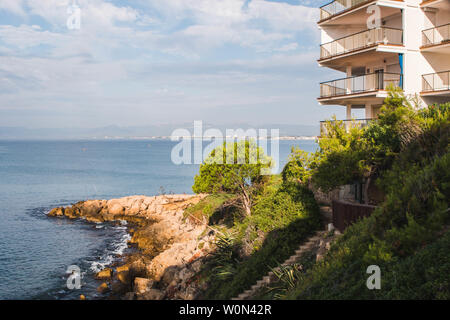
left=0, top=0, right=346, bottom=129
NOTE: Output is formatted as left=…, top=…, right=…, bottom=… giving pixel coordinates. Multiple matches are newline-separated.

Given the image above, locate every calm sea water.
left=0, top=139, right=317, bottom=300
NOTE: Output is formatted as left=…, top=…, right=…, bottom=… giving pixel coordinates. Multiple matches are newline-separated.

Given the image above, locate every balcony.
left=422, top=23, right=450, bottom=48
left=320, top=118, right=374, bottom=136
left=421, top=0, right=448, bottom=8
left=320, top=27, right=403, bottom=61
left=319, top=72, right=403, bottom=99
left=320, top=0, right=374, bottom=22
left=422, top=70, right=450, bottom=94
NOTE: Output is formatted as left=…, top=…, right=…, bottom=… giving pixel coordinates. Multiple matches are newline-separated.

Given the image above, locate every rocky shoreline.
left=48, top=194, right=215, bottom=300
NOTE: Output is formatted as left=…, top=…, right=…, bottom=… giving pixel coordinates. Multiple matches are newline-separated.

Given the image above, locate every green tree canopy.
left=192, top=140, right=273, bottom=215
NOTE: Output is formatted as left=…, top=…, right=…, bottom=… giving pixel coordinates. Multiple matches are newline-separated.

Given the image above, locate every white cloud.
left=134, top=0, right=319, bottom=53
left=247, top=0, right=318, bottom=31
left=275, top=42, right=299, bottom=52
left=24, top=0, right=140, bottom=30
left=0, top=0, right=26, bottom=16
left=0, top=0, right=328, bottom=127
left=0, top=24, right=64, bottom=49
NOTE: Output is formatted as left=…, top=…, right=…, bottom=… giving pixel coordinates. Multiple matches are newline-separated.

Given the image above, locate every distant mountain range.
left=0, top=123, right=319, bottom=140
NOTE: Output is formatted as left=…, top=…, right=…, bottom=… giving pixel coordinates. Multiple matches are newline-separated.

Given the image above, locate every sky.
left=0, top=0, right=348, bottom=129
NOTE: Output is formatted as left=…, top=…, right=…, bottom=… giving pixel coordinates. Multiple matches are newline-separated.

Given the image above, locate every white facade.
left=317, top=0, right=450, bottom=121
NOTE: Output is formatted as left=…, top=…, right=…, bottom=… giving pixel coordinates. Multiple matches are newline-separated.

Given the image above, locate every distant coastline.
left=0, top=124, right=319, bottom=141
left=0, top=136, right=318, bottom=141
left=79, top=136, right=318, bottom=141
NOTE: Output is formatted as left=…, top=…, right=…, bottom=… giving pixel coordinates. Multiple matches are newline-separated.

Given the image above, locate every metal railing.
left=320, top=72, right=403, bottom=98
left=422, top=70, right=450, bottom=92
left=422, top=23, right=450, bottom=47
left=320, top=0, right=373, bottom=21
left=320, top=118, right=374, bottom=136
left=320, top=27, right=403, bottom=59
left=421, top=0, right=445, bottom=6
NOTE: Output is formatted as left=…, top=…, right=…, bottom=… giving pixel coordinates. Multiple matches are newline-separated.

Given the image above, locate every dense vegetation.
left=190, top=90, right=449, bottom=300
left=189, top=142, right=321, bottom=299
left=199, top=179, right=321, bottom=299
left=280, top=92, right=450, bottom=299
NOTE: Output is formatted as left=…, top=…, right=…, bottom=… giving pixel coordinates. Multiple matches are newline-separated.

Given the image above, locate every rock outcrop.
left=49, top=194, right=214, bottom=300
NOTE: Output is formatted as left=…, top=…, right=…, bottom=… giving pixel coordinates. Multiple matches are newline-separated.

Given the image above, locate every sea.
left=0, top=139, right=318, bottom=300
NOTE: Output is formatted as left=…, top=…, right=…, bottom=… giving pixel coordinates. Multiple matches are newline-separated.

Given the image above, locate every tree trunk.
left=242, top=197, right=252, bottom=216
left=240, top=185, right=252, bottom=216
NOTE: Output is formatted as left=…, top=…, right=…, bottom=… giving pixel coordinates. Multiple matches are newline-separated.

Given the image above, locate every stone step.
left=257, top=279, right=268, bottom=286
left=262, top=276, right=271, bottom=283
left=270, top=268, right=279, bottom=274
left=232, top=230, right=327, bottom=301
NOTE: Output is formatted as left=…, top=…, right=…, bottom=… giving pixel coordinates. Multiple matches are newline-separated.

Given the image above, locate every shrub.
left=201, top=182, right=321, bottom=299
left=193, top=140, right=273, bottom=215
left=281, top=147, right=315, bottom=185
left=284, top=133, right=449, bottom=300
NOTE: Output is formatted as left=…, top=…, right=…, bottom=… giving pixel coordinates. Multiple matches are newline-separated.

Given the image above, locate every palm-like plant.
left=267, top=263, right=304, bottom=300
left=210, top=232, right=238, bottom=281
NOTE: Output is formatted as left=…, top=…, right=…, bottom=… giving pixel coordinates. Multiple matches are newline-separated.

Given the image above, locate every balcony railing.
left=422, top=71, right=450, bottom=92
left=320, top=0, right=373, bottom=21
left=320, top=27, right=403, bottom=59
left=320, top=119, right=374, bottom=136
left=422, top=23, right=450, bottom=47
left=421, top=0, right=443, bottom=6
left=320, top=72, right=403, bottom=98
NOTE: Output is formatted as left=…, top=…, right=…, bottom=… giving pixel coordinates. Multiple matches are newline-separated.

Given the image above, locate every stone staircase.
left=231, top=230, right=326, bottom=300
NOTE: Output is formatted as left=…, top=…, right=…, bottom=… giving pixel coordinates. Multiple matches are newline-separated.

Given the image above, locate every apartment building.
left=317, top=0, right=450, bottom=129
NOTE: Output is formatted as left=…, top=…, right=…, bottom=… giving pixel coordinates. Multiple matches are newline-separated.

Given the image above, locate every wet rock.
left=95, top=268, right=113, bottom=280
left=111, top=280, right=128, bottom=295
left=117, top=270, right=131, bottom=284
left=116, top=264, right=129, bottom=273
left=48, top=207, right=64, bottom=217
left=48, top=194, right=212, bottom=300
left=64, top=207, right=77, bottom=219
left=97, top=282, right=109, bottom=294
left=86, top=215, right=104, bottom=223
